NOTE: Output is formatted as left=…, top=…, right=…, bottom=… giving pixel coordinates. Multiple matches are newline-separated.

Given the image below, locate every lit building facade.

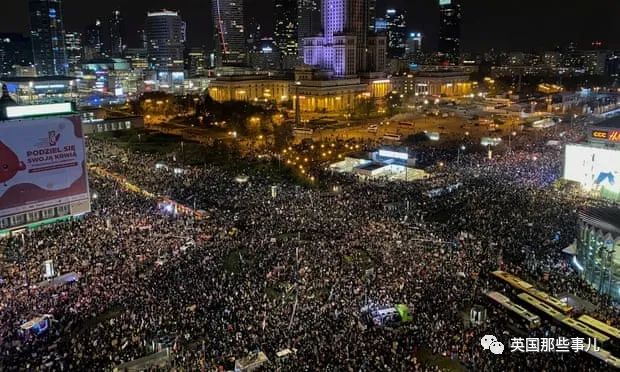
left=80, top=58, right=135, bottom=97
left=1, top=76, right=76, bottom=104
left=302, top=0, right=385, bottom=76
left=0, top=33, right=34, bottom=76
left=384, top=8, right=407, bottom=59
left=125, top=48, right=148, bottom=70
left=438, top=0, right=462, bottom=64
left=574, top=207, right=620, bottom=302
left=83, top=20, right=104, bottom=60
left=275, top=0, right=298, bottom=68
left=249, top=39, right=282, bottom=71
left=208, top=75, right=291, bottom=103
left=406, top=32, right=422, bottom=57
left=212, top=0, right=246, bottom=66
left=145, top=10, right=186, bottom=72
left=298, top=0, right=321, bottom=57
left=185, top=48, right=208, bottom=77
left=29, top=0, right=68, bottom=76
left=109, top=10, right=125, bottom=57
left=413, top=71, right=472, bottom=96
left=366, top=36, right=387, bottom=73
left=293, top=78, right=368, bottom=112
left=65, top=32, right=82, bottom=74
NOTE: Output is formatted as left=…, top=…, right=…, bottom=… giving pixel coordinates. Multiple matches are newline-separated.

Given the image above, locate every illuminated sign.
left=592, top=130, right=608, bottom=139
left=378, top=149, right=409, bottom=160
left=591, top=130, right=620, bottom=142
left=5, top=103, right=73, bottom=119
left=0, top=116, right=89, bottom=218
left=439, top=0, right=452, bottom=5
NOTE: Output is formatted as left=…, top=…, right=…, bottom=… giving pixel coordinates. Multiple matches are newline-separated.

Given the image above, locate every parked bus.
left=492, top=271, right=572, bottom=314
left=486, top=291, right=540, bottom=330
left=517, top=293, right=564, bottom=321
left=491, top=270, right=534, bottom=292
left=586, top=347, right=620, bottom=369
left=398, top=122, right=415, bottom=128
left=293, top=128, right=314, bottom=136
left=579, top=315, right=620, bottom=340
left=382, top=133, right=402, bottom=142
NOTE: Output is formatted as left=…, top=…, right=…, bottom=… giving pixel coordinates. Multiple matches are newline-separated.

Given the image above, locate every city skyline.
left=1, top=0, right=620, bottom=52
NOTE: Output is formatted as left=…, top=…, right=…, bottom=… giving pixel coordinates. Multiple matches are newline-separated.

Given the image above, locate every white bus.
left=293, top=128, right=314, bottom=136
left=382, top=133, right=402, bottom=142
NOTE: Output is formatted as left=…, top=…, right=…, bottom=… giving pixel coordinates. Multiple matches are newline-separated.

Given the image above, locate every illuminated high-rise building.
left=84, top=20, right=104, bottom=60
left=303, top=0, right=385, bottom=76
left=275, top=0, right=298, bottom=68
left=406, top=32, right=423, bottom=57
left=212, top=0, right=246, bottom=66
left=109, top=10, right=125, bottom=57
left=438, top=0, right=462, bottom=64
left=0, top=33, right=33, bottom=76
left=28, top=0, right=68, bottom=76
left=298, top=0, right=321, bottom=47
left=367, top=0, right=377, bottom=33
left=64, top=32, right=82, bottom=73
left=145, top=10, right=186, bottom=72
left=384, top=8, right=407, bottom=59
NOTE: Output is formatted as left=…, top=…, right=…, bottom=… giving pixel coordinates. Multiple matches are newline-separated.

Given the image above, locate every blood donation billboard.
left=0, top=116, right=89, bottom=218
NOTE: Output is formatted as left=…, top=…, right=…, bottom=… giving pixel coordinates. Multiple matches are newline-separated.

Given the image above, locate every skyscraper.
left=184, top=47, right=208, bottom=77
left=83, top=20, right=104, bottom=60
left=0, top=33, right=33, bottom=76
left=303, top=0, right=384, bottom=76
left=438, top=0, right=462, bottom=64
left=297, top=0, right=321, bottom=48
left=367, top=0, right=377, bottom=33
left=145, top=10, right=186, bottom=72
left=64, top=32, right=82, bottom=73
left=28, top=0, right=68, bottom=76
left=274, top=0, right=298, bottom=68
left=212, top=0, right=246, bottom=66
left=406, top=32, right=423, bottom=57
left=109, top=10, right=125, bottom=57
left=384, top=8, right=407, bottom=59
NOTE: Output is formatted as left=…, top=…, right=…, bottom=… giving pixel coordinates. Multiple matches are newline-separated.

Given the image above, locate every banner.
left=0, top=116, right=89, bottom=218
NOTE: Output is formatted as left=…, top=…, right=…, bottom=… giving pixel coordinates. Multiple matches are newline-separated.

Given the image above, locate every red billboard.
left=0, top=116, right=89, bottom=218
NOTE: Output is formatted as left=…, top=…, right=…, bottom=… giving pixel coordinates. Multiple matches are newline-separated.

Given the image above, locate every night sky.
left=1, top=0, right=619, bottom=52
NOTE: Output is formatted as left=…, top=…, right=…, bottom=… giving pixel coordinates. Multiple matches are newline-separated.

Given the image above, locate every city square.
left=1, top=1, right=620, bottom=371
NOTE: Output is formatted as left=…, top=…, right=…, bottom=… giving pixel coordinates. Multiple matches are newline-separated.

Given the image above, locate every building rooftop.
left=594, top=116, right=620, bottom=130
left=357, top=162, right=387, bottom=172
left=580, top=206, right=620, bottom=236
left=0, top=76, right=75, bottom=83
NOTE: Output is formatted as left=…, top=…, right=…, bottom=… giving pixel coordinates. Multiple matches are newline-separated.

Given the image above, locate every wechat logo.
left=481, top=335, right=504, bottom=355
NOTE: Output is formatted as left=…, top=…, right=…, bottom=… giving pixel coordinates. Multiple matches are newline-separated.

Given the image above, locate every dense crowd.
left=0, top=122, right=618, bottom=371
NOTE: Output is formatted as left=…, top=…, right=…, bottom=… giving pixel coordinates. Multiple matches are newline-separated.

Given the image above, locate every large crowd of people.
left=0, top=121, right=618, bottom=371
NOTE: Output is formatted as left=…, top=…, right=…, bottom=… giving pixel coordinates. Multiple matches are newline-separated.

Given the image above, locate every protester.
left=0, top=124, right=615, bottom=371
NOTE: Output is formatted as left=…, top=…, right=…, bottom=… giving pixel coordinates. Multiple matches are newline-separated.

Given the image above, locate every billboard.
left=564, top=144, right=620, bottom=192
left=378, top=149, right=409, bottom=160
left=0, top=116, right=89, bottom=218
left=590, top=129, right=620, bottom=143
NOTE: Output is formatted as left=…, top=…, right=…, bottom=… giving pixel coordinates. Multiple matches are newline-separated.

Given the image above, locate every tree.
left=273, top=121, right=293, bottom=150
